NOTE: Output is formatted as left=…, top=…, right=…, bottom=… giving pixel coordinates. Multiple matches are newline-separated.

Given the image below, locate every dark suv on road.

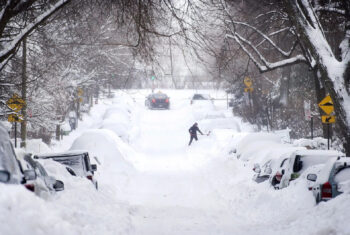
left=34, top=150, right=98, bottom=189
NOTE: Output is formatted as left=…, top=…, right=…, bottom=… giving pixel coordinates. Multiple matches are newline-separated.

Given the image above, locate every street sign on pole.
left=6, top=94, right=25, bottom=112
left=8, top=114, right=23, bottom=123
left=322, top=115, right=335, bottom=124
left=244, top=77, right=252, bottom=87
left=318, top=95, right=334, bottom=115
left=77, top=88, right=83, bottom=96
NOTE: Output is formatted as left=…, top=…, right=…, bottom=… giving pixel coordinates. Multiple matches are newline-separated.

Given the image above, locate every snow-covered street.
left=1, top=89, right=350, bottom=235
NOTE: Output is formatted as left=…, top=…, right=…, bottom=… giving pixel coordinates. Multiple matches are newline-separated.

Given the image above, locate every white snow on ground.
left=1, top=89, right=350, bottom=235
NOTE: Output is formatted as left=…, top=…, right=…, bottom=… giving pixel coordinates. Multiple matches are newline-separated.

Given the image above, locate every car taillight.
left=25, top=184, right=35, bottom=192
left=275, top=172, right=282, bottom=182
left=152, top=99, right=156, bottom=103
left=308, top=187, right=313, bottom=191
left=87, top=175, right=93, bottom=181
left=165, top=99, right=169, bottom=103
left=321, top=181, right=332, bottom=199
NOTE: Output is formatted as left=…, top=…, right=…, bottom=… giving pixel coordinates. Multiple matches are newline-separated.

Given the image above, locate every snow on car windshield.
left=301, top=155, right=335, bottom=172
left=52, top=155, right=86, bottom=176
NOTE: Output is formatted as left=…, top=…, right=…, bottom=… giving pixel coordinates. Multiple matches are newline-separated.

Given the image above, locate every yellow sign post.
left=318, top=95, right=335, bottom=150
left=321, top=115, right=335, bottom=124
left=6, top=94, right=25, bottom=112
left=244, top=77, right=252, bottom=87
left=8, top=114, right=23, bottom=123
left=77, top=88, right=83, bottom=97
left=318, top=95, right=334, bottom=115
left=7, top=94, right=26, bottom=148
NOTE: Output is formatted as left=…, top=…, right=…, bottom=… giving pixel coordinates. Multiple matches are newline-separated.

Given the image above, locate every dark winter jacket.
left=189, top=125, right=203, bottom=136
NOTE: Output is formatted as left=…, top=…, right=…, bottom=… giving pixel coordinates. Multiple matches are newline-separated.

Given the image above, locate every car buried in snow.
left=270, top=150, right=344, bottom=189
left=0, top=123, right=37, bottom=190
left=34, top=150, right=98, bottom=189
left=22, top=154, right=64, bottom=196
left=145, top=93, right=170, bottom=109
left=307, top=156, right=350, bottom=203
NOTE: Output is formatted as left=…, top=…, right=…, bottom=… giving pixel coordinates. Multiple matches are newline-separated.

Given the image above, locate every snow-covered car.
left=145, top=93, right=170, bottom=109
left=0, top=123, right=36, bottom=187
left=253, top=157, right=288, bottom=183
left=23, top=154, right=64, bottom=196
left=190, top=93, right=213, bottom=105
left=308, top=156, right=350, bottom=203
left=34, top=150, right=98, bottom=189
left=270, top=150, right=344, bottom=189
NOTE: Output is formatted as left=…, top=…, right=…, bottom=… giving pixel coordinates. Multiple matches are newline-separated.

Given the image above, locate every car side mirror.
left=91, top=164, right=97, bottom=171
left=307, top=174, right=317, bottom=182
left=53, top=180, right=64, bottom=191
left=23, top=169, right=36, bottom=181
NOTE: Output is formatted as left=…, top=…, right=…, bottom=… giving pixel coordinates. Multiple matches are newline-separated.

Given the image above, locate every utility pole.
left=20, top=36, right=27, bottom=148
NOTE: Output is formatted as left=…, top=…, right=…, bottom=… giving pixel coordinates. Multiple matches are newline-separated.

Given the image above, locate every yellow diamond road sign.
left=8, top=114, right=23, bottom=123
left=244, top=77, right=252, bottom=87
left=322, top=115, right=335, bottom=124
left=6, top=94, right=25, bottom=112
left=318, top=95, right=334, bottom=115
left=77, top=88, right=83, bottom=96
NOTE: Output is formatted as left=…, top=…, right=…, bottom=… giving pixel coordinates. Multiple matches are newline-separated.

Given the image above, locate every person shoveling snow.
left=188, top=122, right=205, bottom=146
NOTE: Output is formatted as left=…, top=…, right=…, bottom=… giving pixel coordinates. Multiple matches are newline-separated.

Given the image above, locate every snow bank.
left=25, top=139, right=52, bottom=154
left=69, top=129, right=134, bottom=173
left=293, top=137, right=328, bottom=150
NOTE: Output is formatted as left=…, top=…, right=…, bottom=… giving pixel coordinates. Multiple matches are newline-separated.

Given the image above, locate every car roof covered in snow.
left=294, top=149, right=344, bottom=158
left=35, top=150, right=89, bottom=159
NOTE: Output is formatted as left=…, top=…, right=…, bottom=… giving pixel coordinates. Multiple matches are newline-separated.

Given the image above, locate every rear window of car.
left=153, top=94, right=167, bottom=99
left=193, top=94, right=209, bottom=100
left=52, top=155, right=86, bottom=176
left=334, top=167, right=350, bottom=183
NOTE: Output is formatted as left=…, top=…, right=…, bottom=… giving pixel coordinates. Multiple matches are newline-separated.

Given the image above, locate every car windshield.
left=51, top=155, right=86, bottom=176
left=153, top=94, right=167, bottom=99
left=334, top=167, right=350, bottom=183
left=193, top=94, right=210, bottom=100
left=0, top=140, right=22, bottom=178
